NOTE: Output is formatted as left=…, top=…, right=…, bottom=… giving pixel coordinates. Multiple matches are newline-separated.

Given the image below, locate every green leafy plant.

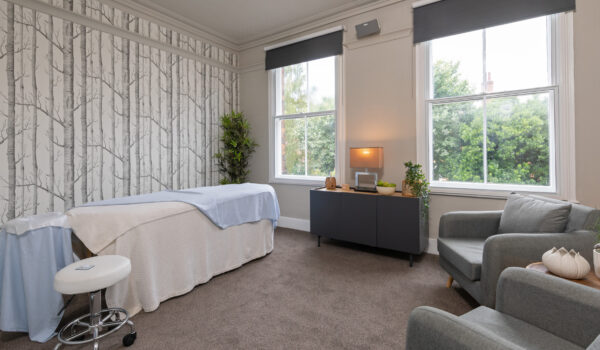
left=377, top=180, right=396, bottom=188
left=214, top=111, right=257, bottom=184
left=404, top=161, right=431, bottom=213
left=593, top=217, right=600, bottom=247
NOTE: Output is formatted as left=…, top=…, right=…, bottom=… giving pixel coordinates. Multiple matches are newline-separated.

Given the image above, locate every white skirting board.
left=277, top=216, right=311, bottom=232
left=426, top=238, right=439, bottom=255
left=277, top=216, right=440, bottom=255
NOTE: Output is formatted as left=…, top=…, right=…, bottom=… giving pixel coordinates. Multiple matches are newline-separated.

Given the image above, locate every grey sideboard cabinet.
left=309, top=187, right=428, bottom=266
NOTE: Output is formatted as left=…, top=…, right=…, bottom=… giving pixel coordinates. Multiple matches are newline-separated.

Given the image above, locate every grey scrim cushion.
left=498, top=194, right=572, bottom=234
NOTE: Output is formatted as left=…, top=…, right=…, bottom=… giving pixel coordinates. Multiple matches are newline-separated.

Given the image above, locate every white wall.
left=241, top=0, right=598, bottom=238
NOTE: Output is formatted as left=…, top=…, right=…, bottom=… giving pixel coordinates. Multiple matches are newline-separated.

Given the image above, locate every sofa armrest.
left=406, top=306, right=517, bottom=350
left=438, top=211, right=503, bottom=239
left=496, top=267, right=600, bottom=348
left=479, top=230, right=597, bottom=307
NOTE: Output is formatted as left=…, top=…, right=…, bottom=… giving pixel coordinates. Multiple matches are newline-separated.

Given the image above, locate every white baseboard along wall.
left=276, top=217, right=440, bottom=255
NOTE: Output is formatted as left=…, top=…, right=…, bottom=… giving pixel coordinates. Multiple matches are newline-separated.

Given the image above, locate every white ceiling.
left=130, top=0, right=380, bottom=45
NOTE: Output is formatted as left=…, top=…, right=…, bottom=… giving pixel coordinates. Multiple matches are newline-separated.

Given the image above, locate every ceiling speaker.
left=355, top=19, right=380, bottom=39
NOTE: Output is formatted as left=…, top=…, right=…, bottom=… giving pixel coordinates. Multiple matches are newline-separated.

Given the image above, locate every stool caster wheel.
left=123, top=332, right=137, bottom=347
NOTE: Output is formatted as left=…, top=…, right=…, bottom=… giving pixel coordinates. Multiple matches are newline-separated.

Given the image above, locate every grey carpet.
left=0, top=228, right=477, bottom=349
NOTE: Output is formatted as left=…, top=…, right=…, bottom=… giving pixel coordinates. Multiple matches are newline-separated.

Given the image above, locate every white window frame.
left=268, top=55, right=344, bottom=186
left=416, top=13, right=576, bottom=200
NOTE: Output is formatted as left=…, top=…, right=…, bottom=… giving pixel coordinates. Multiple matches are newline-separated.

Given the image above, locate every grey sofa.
left=406, top=267, right=600, bottom=350
left=438, top=195, right=599, bottom=307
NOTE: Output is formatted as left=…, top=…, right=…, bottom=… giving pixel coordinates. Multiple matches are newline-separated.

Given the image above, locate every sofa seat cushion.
left=461, top=306, right=582, bottom=350
left=437, top=238, right=485, bottom=281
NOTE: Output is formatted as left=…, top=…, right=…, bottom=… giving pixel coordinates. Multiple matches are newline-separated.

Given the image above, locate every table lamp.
left=350, top=147, right=383, bottom=192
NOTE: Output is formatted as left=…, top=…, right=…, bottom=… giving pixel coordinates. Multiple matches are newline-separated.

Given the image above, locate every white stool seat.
left=54, top=255, right=131, bottom=295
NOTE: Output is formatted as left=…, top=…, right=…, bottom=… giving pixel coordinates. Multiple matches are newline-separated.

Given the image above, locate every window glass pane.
left=307, top=115, right=336, bottom=176
left=308, top=57, right=336, bottom=112
left=432, top=101, right=484, bottom=183
left=485, top=17, right=549, bottom=92
left=431, top=30, right=483, bottom=98
left=279, top=63, right=308, bottom=115
left=486, top=93, right=551, bottom=186
left=278, top=118, right=306, bottom=176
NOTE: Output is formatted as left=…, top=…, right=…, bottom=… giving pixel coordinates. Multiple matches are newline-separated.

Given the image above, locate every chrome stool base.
left=54, top=291, right=136, bottom=350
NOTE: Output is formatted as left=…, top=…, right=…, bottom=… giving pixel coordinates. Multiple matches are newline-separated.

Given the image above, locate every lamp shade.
left=350, top=147, right=383, bottom=169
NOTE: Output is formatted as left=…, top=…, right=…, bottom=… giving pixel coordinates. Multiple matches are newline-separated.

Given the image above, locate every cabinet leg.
left=318, top=235, right=321, bottom=247
left=446, top=276, right=454, bottom=288
left=409, top=254, right=413, bottom=267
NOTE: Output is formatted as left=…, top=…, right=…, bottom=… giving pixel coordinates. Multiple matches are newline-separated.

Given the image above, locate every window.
left=418, top=15, right=574, bottom=194
left=269, top=56, right=339, bottom=184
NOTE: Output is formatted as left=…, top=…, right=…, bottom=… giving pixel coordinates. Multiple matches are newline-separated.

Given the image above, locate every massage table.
left=66, top=184, right=279, bottom=316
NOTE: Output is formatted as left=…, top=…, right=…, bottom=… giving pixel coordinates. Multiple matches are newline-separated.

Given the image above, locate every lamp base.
left=355, top=171, right=378, bottom=191
left=354, top=186, right=378, bottom=193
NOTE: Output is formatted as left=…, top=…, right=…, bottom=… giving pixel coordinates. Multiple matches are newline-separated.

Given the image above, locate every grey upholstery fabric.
left=527, top=194, right=600, bottom=231
left=439, top=211, right=502, bottom=239
left=438, top=197, right=598, bottom=307
left=406, top=268, right=599, bottom=350
left=498, top=194, right=572, bottom=233
left=587, top=335, right=600, bottom=350
left=439, top=256, right=483, bottom=303
left=406, top=307, right=518, bottom=350
left=461, top=306, right=581, bottom=350
left=497, top=267, right=600, bottom=348
left=437, top=238, right=485, bottom=280
left=480, top=231, right=597, bottom=307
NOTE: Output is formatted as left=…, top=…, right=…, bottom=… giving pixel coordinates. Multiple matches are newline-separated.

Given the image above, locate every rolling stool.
left=53, top=255, right=137, bottom=350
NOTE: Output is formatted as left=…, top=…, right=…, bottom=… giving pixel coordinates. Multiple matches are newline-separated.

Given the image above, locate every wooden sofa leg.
left=446, top=276, right=454, bottom=288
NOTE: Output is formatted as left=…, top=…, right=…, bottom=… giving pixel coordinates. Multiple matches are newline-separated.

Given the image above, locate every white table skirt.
left=77, top=205, right=274, bottom=316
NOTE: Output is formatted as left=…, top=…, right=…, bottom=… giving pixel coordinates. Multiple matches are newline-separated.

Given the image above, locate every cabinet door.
left=376, top=196, right=420, bottom=254
left=310, top=190, right=341, bottom=238
left=339, top=194, right=377, bottom=246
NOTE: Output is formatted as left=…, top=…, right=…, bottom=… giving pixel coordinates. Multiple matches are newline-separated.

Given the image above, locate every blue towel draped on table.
left=0, top=213, right=73, bottom=343
left=81, top=183, right=280, bottom=228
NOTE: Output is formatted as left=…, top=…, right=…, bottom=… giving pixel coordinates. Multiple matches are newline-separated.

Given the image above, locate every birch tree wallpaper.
left=0, top=0, right=239, bottom=222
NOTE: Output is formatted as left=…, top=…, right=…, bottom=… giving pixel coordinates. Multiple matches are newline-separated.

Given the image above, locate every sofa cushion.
left=437, top=238, right=485, bottom=281
left=461, top=306, right=582, bottom=350
left=498, top=194, right=572, bottom=234
left=527, top=194, right=600, bottom=232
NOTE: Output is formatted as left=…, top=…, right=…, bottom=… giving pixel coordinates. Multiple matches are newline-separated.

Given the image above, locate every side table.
left=526, top=262, right=600, bottom=291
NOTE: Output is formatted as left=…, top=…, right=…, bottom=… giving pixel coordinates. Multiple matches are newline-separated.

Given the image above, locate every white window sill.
left=431, top=182, right=559, bottom=200
left=269, top=176, right=326, bottom=187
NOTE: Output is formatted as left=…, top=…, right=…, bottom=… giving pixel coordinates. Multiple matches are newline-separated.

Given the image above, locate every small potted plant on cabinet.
left=403, top=161, right=430, bottom=214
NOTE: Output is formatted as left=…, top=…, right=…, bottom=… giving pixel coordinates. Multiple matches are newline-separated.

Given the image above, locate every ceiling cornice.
left=120, top=0, right=406, bottom=52
left=109, top=0, right=240, bottom=52
left=236, top=0, right=380, bottom=45
left=239, top=0, right=406, bottom=51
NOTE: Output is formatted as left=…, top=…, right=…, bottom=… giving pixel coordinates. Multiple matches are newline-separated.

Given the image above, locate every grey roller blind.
left=265, top=30, right=343, bottom=70
left=413, top=0, right=576, bottom=44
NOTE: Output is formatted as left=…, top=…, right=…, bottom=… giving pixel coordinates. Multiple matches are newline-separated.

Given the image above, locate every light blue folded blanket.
left=81, top=183, right=280, bottom=229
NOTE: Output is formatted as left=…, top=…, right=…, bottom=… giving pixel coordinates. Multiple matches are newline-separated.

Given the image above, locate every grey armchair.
left=406, top=267, right=600, bottom=350
left=438, top=196, right=599, bottom=307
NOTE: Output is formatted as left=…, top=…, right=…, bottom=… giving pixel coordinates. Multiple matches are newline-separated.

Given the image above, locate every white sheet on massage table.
left=69, top=202, right=273, bottom=316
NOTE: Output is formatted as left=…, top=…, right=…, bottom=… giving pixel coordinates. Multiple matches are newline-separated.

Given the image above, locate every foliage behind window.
left=428, top=16, right=553, bottom=189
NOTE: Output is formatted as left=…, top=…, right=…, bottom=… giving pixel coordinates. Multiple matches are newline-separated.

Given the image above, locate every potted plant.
left=376, top=180, right=396, bottom=195
left=403, top=161, right=430, bottom=213
left=214, top=111, right=257, bottom=184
